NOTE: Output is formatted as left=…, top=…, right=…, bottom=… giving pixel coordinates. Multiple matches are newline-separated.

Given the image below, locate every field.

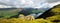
left=0, top=8, right=23, bottom=18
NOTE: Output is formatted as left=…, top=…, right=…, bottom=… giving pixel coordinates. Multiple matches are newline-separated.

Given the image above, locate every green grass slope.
left=46, top=4, right=60, bottom=23
left=0, top=8, right=23, bottom=18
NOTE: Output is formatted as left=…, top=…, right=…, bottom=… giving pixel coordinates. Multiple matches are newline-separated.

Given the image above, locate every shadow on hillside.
left=36, top=5, right=59, bottom=19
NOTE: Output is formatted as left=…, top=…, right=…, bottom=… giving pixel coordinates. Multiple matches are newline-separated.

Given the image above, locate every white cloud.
left=0, top=0, right=46, bottom=8
left=0, top=0, right=60, bottom=8
left=46, top=0, right=60, bottom=3
left=49, top=2, right=60, bottom=8
left=0, top=5, right=12, bottom=8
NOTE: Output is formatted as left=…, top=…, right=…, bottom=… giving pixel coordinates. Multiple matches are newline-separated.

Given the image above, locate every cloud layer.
left=47, top=0, right=60, bottom=3
left=0, top=0, right=60, bottom=8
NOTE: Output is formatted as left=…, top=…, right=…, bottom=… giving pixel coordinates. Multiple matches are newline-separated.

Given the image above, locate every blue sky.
left=0, top=0, right=60, bottom=8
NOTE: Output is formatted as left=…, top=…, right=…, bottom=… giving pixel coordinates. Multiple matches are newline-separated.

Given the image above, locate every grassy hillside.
left=0, top=4, right=60, bottom=23
left=46, top=4, right=60, bottom=23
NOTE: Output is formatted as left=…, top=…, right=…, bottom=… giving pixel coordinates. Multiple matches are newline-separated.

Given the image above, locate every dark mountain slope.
left=36, top=4, right=60, bottom=19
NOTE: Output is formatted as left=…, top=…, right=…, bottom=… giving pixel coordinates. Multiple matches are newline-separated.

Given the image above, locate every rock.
left=19, top=14, right=35, bottom=20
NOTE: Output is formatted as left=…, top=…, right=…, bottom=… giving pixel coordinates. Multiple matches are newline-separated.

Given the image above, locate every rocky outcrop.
left=19, top=14, right=35, bottom=20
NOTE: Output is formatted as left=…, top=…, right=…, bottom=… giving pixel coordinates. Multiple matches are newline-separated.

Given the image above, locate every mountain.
left=37, top=4, right=60, bottom=19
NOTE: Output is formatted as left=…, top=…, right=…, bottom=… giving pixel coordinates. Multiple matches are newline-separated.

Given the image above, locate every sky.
left=0, top=0, right=60, bottom=8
